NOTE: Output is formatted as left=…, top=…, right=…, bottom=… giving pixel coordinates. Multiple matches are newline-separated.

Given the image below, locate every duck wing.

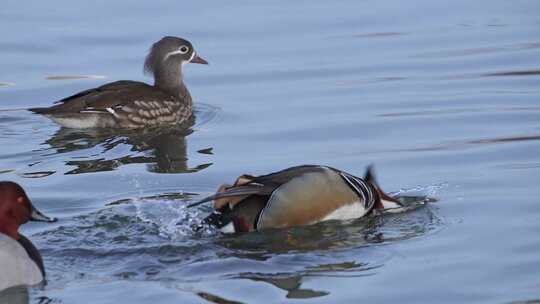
left=30, top=80, right=172, bottom=114
left=188, top=165, right=328, bottom=208
left=187, top=184, right=276, bottom=208
left=249, top=165, right=328, bottom=185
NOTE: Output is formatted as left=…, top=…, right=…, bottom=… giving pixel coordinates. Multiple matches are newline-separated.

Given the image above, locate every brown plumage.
left=30, top=36, right=207, bottom=129
left=190, top=165, right=402, bottom=233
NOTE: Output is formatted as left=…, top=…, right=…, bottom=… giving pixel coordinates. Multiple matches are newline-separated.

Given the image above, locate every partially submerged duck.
left=30, top=36, right=208, bottom=129
left=190, top=165, right=403, bottom=233
left=0, top=182, right=57, bottom=291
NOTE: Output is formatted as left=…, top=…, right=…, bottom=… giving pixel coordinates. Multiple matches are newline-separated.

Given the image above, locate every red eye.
left=16, top=196, right=27, bottom=206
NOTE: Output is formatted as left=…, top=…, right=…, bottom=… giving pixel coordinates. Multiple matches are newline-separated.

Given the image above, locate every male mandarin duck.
left=30, top=36, right=207, bottom=129
left=0, top=182, right=57, bottom=291
left=190, top=165, right=402, bottom=233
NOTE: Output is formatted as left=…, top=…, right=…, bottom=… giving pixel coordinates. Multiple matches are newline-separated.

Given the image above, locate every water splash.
left=132, top=197, right=205, bottom=240
left=391, top=182, right=448, bottom=198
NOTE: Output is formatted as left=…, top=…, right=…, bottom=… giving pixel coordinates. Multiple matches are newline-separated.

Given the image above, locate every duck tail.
left=363, top=164, right=401, bottom=209
left=28, top=107, right=50, bottom=114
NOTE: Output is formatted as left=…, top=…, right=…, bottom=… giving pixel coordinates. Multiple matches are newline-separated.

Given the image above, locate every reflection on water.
left=215, top=219, right=374, bottom=255
left=0, top=81, right=15, bottom=87
left=398, top=133, right=540, bottom=153
left=240, top=273, right=330, bottom=299
left=0, top=104, right=218, bottom=178
left=196, top=291, right=244, bottom=304
left=235, top=261, right=379, bottom=299
left=510, top=300, right=540, bottom=304
left=483, top=69, right=540, bottom=77
left=42, top=126, right=212, bottom=174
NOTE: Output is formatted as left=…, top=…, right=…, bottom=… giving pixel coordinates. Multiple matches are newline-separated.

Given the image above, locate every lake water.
left=1, top=0, right=539, bottom=303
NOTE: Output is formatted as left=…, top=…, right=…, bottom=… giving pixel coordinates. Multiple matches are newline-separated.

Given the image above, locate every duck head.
left=0, top=181, right=57, bottom=240
left=144, top=36, right=207, bottom=75
left=144, top=36, right=208, bottom=96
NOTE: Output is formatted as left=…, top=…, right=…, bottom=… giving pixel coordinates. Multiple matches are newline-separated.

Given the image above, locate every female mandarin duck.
left=0, top=182, right=57, bottom=291
left=190, top=165, right=402, bottom=233
left=30, top=36, right=208, bottom=129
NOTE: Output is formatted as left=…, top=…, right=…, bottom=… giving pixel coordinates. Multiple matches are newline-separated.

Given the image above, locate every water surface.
left=1, top=0, right=540, bottom=303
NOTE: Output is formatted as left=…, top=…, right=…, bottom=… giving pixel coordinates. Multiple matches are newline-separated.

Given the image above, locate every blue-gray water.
left=1, top=0, right=540, bottom=303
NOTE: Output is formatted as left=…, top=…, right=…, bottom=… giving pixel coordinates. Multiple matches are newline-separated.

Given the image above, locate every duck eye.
left=179, top=46, right=189, bottom=54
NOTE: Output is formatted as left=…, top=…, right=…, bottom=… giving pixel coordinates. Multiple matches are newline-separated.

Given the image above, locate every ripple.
left=19, top=171, right=56, bottom=178
left=334, top=76, right=406, bottom=87
left=193, top=102, right=221, bottom=129
left=45, top=75, right=108, bottom=80
left=483, top=69, right=540, bottom=77
left=510, top=299, right=540, bottom=304
left=196, top=291, right=245, bottom=304
left=378, top=106, right=540, bottom=118
left=352, top=32, right=407, bottom=39
left=496, top=162, right=540, bottom=170
left=400, top=134, right=540, bottom=152
left=410, top=41, right=540, bottom=59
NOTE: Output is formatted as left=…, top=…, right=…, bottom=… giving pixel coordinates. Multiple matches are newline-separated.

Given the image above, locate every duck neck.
left=153, top=65, right=191, bottom=103
left=0, top=222, right=20, bottom=240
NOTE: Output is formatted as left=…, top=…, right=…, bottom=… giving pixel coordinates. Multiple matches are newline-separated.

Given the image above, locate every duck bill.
left=190, top=53, right=208, bottom=64
left=29, top=205, right=57, bottom=223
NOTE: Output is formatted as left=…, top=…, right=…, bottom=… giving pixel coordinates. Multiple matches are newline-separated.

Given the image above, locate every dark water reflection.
left=238, top=272, right=331, bottom=299
left=43, top=126, right=211, bottom=174
left=0, top=104, right=218, bottom=178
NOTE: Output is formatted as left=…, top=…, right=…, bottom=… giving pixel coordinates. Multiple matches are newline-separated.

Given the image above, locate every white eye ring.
left=179, top=45, right=189, bottom=54
left=163, top=45, right=191, bottom=62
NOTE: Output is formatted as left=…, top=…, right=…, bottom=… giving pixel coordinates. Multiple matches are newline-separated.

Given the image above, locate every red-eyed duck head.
left=0, top=181, right=57, bottom=240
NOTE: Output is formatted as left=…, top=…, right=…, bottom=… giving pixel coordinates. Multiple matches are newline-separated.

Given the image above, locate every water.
left=1, top=0, right=539, bottom=303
